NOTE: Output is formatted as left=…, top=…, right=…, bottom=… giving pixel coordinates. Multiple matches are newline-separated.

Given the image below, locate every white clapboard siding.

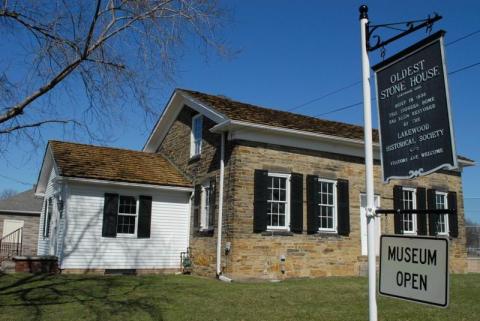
left=60, top=183, right=190, bottom=270
left=37, top=168, right=57, bottom=255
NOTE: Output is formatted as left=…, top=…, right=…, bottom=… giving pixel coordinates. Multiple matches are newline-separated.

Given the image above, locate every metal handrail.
left=0, top=227, right=23, bottom=259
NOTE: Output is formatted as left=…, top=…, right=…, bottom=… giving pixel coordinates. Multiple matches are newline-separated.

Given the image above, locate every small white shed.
left=35, top=141, right=192, bottom=273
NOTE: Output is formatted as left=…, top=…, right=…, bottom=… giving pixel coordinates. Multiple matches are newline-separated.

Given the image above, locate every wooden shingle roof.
left=49, top=141, right=191, bottom=188
left=179, top=89, right=379, bottom=142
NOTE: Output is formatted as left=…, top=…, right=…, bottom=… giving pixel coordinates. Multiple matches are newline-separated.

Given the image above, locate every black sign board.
left=373, top=31, right=457, bottom=183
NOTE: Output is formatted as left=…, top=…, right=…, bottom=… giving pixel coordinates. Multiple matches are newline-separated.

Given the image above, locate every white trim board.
left=58, top=176, right=193, bottom=192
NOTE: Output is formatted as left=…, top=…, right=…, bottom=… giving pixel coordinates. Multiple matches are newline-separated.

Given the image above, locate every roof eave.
left=143, top=89, right=227, bottom=153
left=60, top=176, right=193, bottom=192
left=210, top=119, right=379, bottom=148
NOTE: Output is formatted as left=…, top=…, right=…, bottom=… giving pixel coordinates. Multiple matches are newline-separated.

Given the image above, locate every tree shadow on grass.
left=0, top=273, right=168, bottom=321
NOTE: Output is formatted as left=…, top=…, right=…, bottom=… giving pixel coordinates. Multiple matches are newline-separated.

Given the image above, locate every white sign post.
left=359, top=5, right=378, bottom=321
left=379, top=235, right=449, bottom=307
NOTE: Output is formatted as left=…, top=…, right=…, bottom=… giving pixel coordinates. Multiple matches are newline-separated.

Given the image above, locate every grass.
left=0, top=273, right=479, bottom=321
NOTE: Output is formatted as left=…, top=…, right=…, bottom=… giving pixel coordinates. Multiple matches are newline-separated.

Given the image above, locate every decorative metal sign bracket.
left=367, top=13, right=442, bottom=52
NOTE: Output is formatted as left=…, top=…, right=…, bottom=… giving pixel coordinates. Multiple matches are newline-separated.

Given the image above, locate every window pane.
left=117, top=215, right=136, bottom=234
left=279, top=215, right=285, bottom=226
left=279, top=203, right=285, bottom=214
left=119, top=196, right=136, bottom=214
left=272, top=214, right=278, bottom=226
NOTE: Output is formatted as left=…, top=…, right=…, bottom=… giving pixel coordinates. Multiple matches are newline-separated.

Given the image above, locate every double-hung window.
left=435, top=191, right=449, bottom=235
left=402, top=188, right=417, bottom=234
left=43, top=197, right=53, bottom=237
left=190, top=114, right=203, bottom=157
left=200, top=181, right=213, bottom=230
left=117, top=196, right=138, bottom=235
left=267, top=173, right=290, bottom=230
left=318, top=179, right=337, bottom=232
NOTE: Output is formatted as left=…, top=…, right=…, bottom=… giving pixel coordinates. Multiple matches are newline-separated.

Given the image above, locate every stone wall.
left=222, top=140, right=467, bottom=280
left=157, top=106, right=468, bottom=279
left=0, top=213, right=40, bottom=256
left=158, top=106, right=229, bottom=276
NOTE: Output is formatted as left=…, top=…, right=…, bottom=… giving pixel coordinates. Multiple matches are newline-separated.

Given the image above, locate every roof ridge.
left=49, top=140, right=160, bottom=155
left=177, top=88, right=376, bottom=132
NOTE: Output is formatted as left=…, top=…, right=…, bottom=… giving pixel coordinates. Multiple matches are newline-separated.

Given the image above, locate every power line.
left=315, top=101, right=362, bottom=117
left=288, top=81, right=361, bottom=112
left=448, top=61, right=480, bottom=75
left=315, top=59, right=480, bottom=117
left=445, top=29, right=480, bottom=47
left=0, top=173, right=33, bottom=186
left=289, top=28, right=480, bottom=114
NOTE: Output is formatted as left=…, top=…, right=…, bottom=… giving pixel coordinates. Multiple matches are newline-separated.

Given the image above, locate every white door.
left=360, top=194, right=381, bottom=256
left=2, top=219, right=24, bottom=240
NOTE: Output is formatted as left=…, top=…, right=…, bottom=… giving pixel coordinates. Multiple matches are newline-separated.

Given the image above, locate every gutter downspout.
left=216, top=132, right=226, bottom=277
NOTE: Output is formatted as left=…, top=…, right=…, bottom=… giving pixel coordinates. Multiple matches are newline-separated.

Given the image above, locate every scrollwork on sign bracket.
left=408, top=168, right=424, bottom=178
left=366, top=13, right=442, bottom=53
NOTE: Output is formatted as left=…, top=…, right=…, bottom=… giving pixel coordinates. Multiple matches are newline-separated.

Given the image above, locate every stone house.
left=0, top=188, right=43, bottom=257
left=34, top=88, right=474, bottom=278
left=143, top=89, right=474, bottom=280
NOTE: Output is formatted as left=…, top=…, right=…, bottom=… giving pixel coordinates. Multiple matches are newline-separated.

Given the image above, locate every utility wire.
left=315, top=59, right=480, bottom=117
left=289, top=28, right=480, bottom=113
left=288, top=81, right=361, bottom=112
left=445, top=29, right=480, bottom=46
left=0, top=173, right=33, bottom=186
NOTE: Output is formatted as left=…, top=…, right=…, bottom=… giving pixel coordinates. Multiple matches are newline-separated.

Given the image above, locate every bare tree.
left=0, top=188, right=17, bottom=200
left=0, top=0, right=230, bottom=145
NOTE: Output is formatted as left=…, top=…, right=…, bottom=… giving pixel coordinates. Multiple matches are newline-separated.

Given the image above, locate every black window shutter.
left=427, top=189, right=438, bottom=236
left=337, top=179, right=350, bottom=236
left=448, top=191, right=458, bottom=238
left=393, top=185, right=404, bottom=234
left=209, top=178, right=216, bottom=228
left=306, top=175, right=320, bottom=234
left=290, top=173, right=303, bottom=234
left=102, top=193, right=118, bottom=237
left=253, top=169, right=269, bottom=233
left=193, top=184, right=201, bottom=229
left=416, top=187, right=427, bottom=235
left=138, top=195, right=152, bottom=238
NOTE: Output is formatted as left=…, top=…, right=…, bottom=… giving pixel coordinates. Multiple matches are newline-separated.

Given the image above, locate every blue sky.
left=1, top=0, right=479, bottom=221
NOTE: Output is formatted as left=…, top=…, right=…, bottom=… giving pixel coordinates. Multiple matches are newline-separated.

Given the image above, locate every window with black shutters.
left=317, top=179, right=337, bottom=232
left=306, top=176, right=349, bottom=235
left=266, top=173, right=290, bottom=230
left=117, top=196, right=138, bottom=235
left=435, top=192, right=449, bottom=235
left=402, top=188, right=417, bottom=234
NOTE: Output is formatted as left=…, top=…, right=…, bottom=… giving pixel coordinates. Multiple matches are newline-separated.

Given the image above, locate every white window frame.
left=435, top=191, right=449, bottom=236
left=200, top=181, right=213, bottom=231
left=402, top=187, right=417, bottom=235
left=267, top=172, right=291, bottom=231
left=43, top=197, right=53, bottom=238
left=190, top=114, right=203, bottom=157
left=116, top=195, right=139, bottom=237
left=317, top=178, right=338, bottom=233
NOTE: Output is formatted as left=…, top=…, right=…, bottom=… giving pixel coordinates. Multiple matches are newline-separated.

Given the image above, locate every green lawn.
left=0, top=273, right=479, bottom=321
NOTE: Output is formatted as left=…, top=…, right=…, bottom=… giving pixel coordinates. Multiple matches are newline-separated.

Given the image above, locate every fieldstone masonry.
left=158, top=106, right=467, bottom=280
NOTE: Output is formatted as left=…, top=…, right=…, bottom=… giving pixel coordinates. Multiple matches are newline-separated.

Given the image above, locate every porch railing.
left=0, top=227, right=23, bottom=260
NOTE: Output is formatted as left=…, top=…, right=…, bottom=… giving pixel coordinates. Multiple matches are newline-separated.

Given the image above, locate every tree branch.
left=0, top=119, right=79, bottom=134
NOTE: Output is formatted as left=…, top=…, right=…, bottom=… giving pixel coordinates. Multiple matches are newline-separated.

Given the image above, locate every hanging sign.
left=373, top=31, right=457, bottom=183
left=379, top=235, right=449, bottom=307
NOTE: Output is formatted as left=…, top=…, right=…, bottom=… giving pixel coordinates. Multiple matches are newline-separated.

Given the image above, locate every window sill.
left=195, top=229, right=214, bottom=237
left=189, top=154, right=201, bottom=163
left=262, top=230, right=294, bottom=237
left=309, top=232, right=343, bottom=239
